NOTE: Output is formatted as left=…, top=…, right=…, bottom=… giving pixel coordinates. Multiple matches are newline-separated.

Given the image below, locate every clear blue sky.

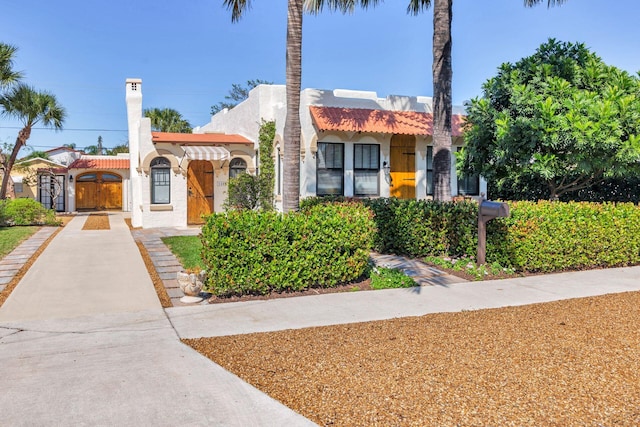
left=1, top=0, right=639, bottom=154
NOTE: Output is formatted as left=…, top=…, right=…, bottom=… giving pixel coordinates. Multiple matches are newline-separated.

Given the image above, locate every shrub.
left=200, top=202, right=376, bottom=296
left=0, top=198, right=58, bottom=226
left=362, top=198, right=478, bottom=257
left=369, top=267, right=416, bottom=289
left=487, top=201, right=640, bottom=272
left=224, top=173, right=260, bottom=211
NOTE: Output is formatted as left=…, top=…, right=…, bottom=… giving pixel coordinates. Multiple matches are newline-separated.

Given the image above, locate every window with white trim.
left=354, top=144, right=379, bottom=196
left=151, top=157, right=171, bottom=204
left=316, top=142, right=344, bottom=196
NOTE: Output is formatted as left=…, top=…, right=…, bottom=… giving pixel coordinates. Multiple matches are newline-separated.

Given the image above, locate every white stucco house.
left=125, top=78, right=485, bottom=228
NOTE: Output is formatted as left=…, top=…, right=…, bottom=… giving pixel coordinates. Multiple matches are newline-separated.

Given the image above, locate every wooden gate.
left=187, top=160, right=214, bottom=224
left=389, top=134, right=416, bottom=199
left=76, top=172, right=123, bottom=210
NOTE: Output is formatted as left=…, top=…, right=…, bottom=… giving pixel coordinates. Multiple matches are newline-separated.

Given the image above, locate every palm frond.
left=523, top=0, right=568, bottom=7
left=407, top=0, right=432, bottom=15
left=223, top=0, right=250, bottom=22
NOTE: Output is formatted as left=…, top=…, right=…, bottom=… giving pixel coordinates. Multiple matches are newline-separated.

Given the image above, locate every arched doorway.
left=187, top=160, right=214, bottom=224
left=390, top=134, right=416, bottom=199
left=76, top=172, right=123, bottom=210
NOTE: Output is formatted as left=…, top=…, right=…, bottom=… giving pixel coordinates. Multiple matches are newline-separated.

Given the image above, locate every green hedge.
left=200, top=203, right=376, bottom=296
left=487, top=201, right=640, bottom=272
left=0, top=198, right=58, bottom=226
left=301, top=197, right=640, bottom=274
left=302, top=197, right=478, bottom=257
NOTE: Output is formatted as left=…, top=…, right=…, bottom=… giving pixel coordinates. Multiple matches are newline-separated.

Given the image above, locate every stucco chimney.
left=125, top=78, right=143, bottom=227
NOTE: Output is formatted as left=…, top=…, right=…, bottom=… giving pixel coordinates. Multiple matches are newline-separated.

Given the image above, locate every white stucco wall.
left=197, top=85, right=486, bottom=207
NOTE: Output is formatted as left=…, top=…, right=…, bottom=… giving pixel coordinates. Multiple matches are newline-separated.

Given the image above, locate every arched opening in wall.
left=229, top=158, right=247, bottom=179
left=76, top=172, right=123, bottom=210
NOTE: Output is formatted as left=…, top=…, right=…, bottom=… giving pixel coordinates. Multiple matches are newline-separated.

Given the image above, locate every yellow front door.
left=187, top=160, right=214, bottom=225
left=389, top=135, right=416, bottom=199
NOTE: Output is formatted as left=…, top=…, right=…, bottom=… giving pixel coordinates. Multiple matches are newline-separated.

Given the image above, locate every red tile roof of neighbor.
left=309, top=106, right=466, bottom=137
left=152, top=132, right=252, bottom=145
left=69, top=157, right=130, bottom=170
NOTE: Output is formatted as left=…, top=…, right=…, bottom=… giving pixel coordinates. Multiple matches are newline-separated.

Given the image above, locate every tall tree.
left=0, top=84, right=66, bottom=199
left=305, top=0, right=566, bottom=200
left=144, top=107, right=192, bottom=133
left=0, top=43, right=22, bottom=89
left=211, top=79, right=273, bottom=114
left=223, top=0, right=303, bottom=213
left=460, top=39, right=640, bottom=200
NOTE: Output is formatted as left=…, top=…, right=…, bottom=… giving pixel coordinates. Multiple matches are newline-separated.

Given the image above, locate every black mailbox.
left=479, top=200, right=510, bottom=219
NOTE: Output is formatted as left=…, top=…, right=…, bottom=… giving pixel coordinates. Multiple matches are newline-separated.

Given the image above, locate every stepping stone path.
left=131, top=227, right=202, bottom=306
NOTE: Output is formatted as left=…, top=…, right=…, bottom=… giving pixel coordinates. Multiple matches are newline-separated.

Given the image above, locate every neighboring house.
left=125, top=79, right=486, bottom=228
left=11, top=157, right=68, bottom=211
left=9, top=149, right=130, bottom=212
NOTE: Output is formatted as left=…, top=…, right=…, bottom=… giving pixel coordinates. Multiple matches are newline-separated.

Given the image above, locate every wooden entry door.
left=76, top=172, right=122, bottom=210
left=390, top=135, right=416, bottom=199
left=187, top=160, right=214, bottom=224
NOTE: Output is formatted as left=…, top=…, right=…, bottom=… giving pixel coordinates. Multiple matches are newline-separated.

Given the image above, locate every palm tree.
left=0, top=43, right=22, bottom=89
left=223, top=0, right=303, bottom=213
left=0, top=84, right=66, bottom=199
left=143, top=107, right=192, bottom=133
left=306, top=0, right=566, bottom=200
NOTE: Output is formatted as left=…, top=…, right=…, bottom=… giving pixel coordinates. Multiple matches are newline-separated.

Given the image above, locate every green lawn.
left=161, top=235, right=205, bottom=271
left=0, top=226, right=40, bottom=260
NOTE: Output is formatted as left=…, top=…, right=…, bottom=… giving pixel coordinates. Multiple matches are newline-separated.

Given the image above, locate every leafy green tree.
left=0, top=84, right=66, bottom=199
left=305, top=0, right=566, bottom=201
left=144, top=107, right=192, bottom=133
left=459, top=39, right=640, bottom=200
left=211, top=79, right=273, bottom=115
left=223, top=0, right=302, bottom=212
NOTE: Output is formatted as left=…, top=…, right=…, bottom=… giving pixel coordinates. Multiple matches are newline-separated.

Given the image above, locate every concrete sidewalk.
left=0, top=214, right=317, bottom=427
left=167, top=264, right=640, bottom=339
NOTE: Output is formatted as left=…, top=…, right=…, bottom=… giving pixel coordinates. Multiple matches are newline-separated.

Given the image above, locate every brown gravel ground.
left=185, top=291, right=640, bottom=427
left=81, top=213, right=110, bottom=230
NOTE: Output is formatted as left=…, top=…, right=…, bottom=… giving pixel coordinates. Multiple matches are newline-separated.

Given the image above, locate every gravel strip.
left=186, top=291, right=640, bottom=426
left=81, top=213, right=110, bottom=230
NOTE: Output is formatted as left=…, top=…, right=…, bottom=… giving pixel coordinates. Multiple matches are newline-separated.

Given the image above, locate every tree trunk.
left=431, top=0, right=453, bottom=201
left=0, top=127, right=29, bottom=199
left=283, top=0, right=303, bottom=213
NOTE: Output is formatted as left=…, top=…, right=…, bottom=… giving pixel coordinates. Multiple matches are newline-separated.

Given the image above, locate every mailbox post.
left=477, top=198, right=510, bottom=266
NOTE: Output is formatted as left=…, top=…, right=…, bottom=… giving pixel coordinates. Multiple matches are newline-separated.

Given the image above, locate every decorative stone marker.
left=177, top=270, right=206, bottom=303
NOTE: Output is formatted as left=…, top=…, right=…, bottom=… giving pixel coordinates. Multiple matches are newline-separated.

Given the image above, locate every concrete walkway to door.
left=0, top=213, right=316, bottom=426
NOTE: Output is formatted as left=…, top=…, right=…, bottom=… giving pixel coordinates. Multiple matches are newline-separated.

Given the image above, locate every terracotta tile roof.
left=152, top=132, right=252, bottom=145
left=69, top=156, right=130, bottom=170
left=309, top=106, right=466, bottom=137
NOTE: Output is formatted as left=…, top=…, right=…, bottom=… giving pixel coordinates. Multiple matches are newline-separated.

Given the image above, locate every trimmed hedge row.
left=302, top=196, right=478, bottom=257
left=301, top=197, right=640, bottom=273
left=487, top=201, right=640, bottom=272
left=200, top=203, right=376, bottom=296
